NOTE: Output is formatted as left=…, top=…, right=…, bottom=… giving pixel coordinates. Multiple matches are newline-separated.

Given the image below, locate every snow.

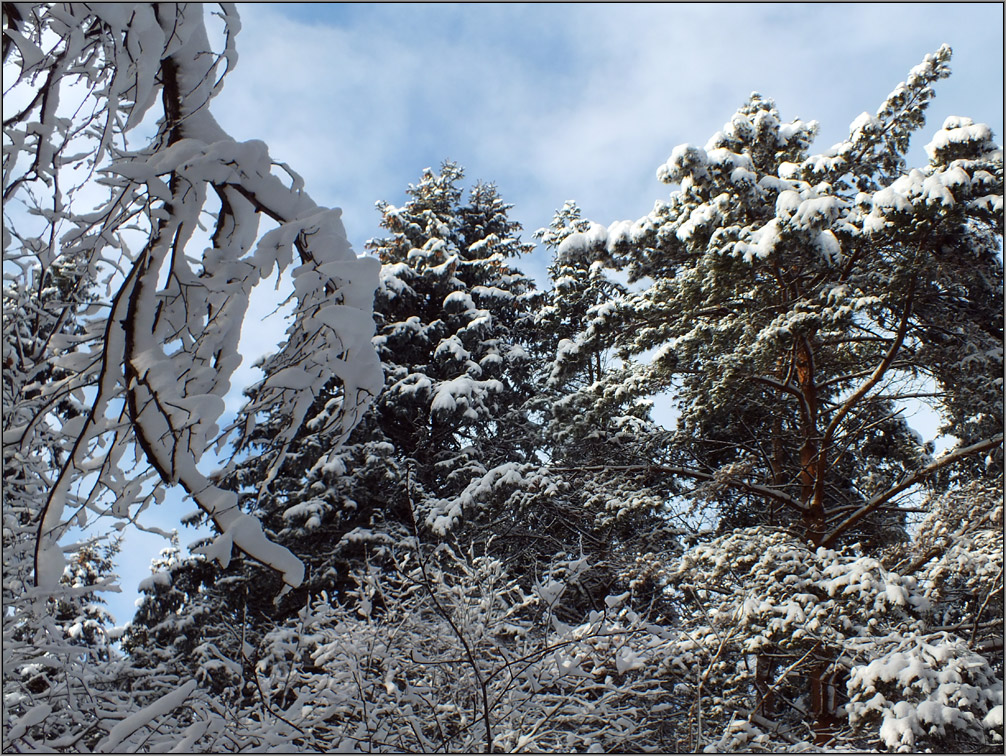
left=380, top=262, right=415, bottom=299
left=776, top=189, right=843, bottom=231
left=167, top=719, right=215, bottom=754
left=35, top=543, right=68, bottom=591
left=392, top=373, right=433, bottom=397
left=507, top=344, right=529, bottom=361
left=137, top=571, right=172, bottom=591
left=430, top=387, right=459, bottom=412
left=776, top=189, right=802, bottom=217
left=920, top=174, right=955, bottom=206
left=429, top=375, right=501, bottom=415
left=231, top=514, right=305, bottom=589
left=730, top=165, right=757, bottom=185
left=263, top=366, right=314, bottom=391
left=95, top=680, right=198, bottom=752
left=849, top=111, right=881, bottom=137
left=878, top=701, right=924, bottom=749
left=443, top=290, right=475, bottom=310
left=472, top=284, right=515, bottom=300
left=606, top=219, right=634, bottom=250
left=435, top=335, right=472, bottom=363
left=885, top=582, right=909, bottom=607
left=6, top=704, right=53, bottom=742
left=925, top=116, right=994, bottom=160
left=468, top=234, right=498, bottom=254
left=735, top=219, right=781, bottom=262
left=872, top=183, right=914, bottom=214
left=816, top=230, right=842, bottom=263
left=556, top=221, right=609, bottom=259
left=676, top=202, right=721, bottom=244
left=536, top=577, right=566, bottom=606
left=706, top=147, right=754, bottom=173
left=658, top=144, right=708, bottom=185
left=283, top=498, right=327, bottom=530
left=615, top=647, right=644, bottom=673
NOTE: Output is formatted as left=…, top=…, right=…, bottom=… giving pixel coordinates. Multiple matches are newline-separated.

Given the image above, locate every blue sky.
left=210, top=1, right=1004, bottom=279
left=104, top=1, right=1004, bottom=626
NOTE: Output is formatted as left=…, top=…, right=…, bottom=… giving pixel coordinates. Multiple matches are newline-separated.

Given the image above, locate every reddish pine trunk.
left=794, top=338, right=827, bottom=546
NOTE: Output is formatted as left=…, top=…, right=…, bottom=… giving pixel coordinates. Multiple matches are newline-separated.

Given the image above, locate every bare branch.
left=822, top=279, right=916, bottom=447
left=822, top=434, right=1004, bottom=546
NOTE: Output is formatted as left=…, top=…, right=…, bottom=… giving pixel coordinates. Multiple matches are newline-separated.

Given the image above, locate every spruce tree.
left=125, top=162, right=545, bottom=685
left=366, top=162, right=539, bottom=536
left=530, top=203, right=684, bottom=615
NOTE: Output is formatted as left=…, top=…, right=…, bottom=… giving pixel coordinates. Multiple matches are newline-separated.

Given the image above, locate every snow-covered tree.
left=535, top=201, right=624, bottom=392
left=529, top=203, right=685, bottom=617
left=4, top=0, right=380, bottom=595
left=364, top=163, right=539, bottom=533
left=124, top=162, right=546, bottom=698
left=5, top=6, right=1001, bottom=751
left=548, top=46, right=1003, bottom=749
left=204, top=547, right=691, bottom=753
left=4, top=2, right=380, bottom=749
left=648, top=521, right=1001, bottom=752
left=558, top=45, right=1002, bottom=550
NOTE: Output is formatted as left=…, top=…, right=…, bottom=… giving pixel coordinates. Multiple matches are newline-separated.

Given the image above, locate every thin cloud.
left=215, top=3, right=1002, bottom=264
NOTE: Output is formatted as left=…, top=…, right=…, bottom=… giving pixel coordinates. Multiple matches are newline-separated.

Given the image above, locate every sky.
left=102, top=1, right=1005, bottom=626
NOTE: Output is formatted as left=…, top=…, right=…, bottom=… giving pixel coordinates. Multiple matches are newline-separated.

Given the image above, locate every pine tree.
left=559, top=45, right=1002, bottom=551
left=550, top=45, right=1003, bottom=746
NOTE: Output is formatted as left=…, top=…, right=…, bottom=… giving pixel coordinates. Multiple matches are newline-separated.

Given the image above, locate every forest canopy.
left=2, top=3, right=1003, bottom=753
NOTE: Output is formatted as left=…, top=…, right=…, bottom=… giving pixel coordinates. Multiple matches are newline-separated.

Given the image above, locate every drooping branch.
left=24, top=4, right=381, bottom=591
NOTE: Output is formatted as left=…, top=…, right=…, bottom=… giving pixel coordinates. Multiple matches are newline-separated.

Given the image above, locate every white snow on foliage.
left=847, top=635, right=1001, bottom=751
left=137, top=570, right=172, bottom=592
left=443, top=290, right=475, bottom=310
left=94, top=680, right=198, bottom=752
left=925, top=116, right=994, bottom=160
left=554, top=217, right=652, bottom=259
left=430, top=376, right=503, bottom=415
left=735, top=219, right=780, bottom=262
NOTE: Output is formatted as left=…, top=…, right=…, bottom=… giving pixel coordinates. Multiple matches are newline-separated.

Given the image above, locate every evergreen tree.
left=528, top=203, right=684, bottom=616
left=558, top=45, right=1002, bottom=551
left=2, top=256, right=125, bottom=741
left=550, top=46, right=1003, bottom=746
left=125, top=162, right=546, bottom=685
left=366, top=162, right=539, bottom=536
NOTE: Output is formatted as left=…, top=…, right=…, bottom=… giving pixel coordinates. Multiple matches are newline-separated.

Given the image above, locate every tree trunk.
left=754, top=654, right=776, bottom=716
left=794, top=337, right=826, bottom=545
left=810, top=662, right=840, bottom=745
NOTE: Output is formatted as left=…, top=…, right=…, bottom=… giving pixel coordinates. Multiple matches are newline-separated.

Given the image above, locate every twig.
left=404, top=464, right=495, bottom=753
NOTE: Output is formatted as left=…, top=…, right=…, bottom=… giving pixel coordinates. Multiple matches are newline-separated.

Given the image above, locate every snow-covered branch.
left=4, top=3, right=380, bottom=591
